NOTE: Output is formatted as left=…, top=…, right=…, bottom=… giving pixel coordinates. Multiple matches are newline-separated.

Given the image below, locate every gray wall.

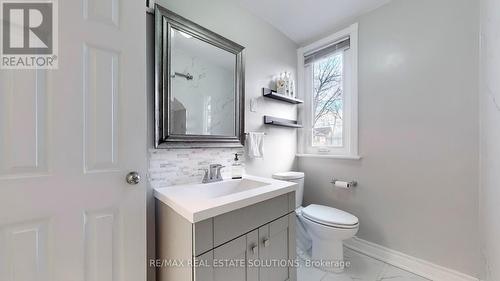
left=480, top=0, right=500, bottom=279
left=298, top=0, right=480, bottom=277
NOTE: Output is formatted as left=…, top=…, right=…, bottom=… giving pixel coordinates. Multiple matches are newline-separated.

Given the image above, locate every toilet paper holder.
left=331, top=178, right=358, bottom=188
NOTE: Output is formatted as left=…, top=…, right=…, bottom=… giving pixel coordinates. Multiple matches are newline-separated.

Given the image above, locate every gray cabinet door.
left=258, top=216, right=292, bottom=281
left=213, top=235, right=247, bottom=281
left=195, top=251, right=214, bottom=281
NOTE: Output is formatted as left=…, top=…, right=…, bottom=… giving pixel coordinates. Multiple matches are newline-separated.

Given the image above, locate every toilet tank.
left=272, top=172, right=305, bottom=208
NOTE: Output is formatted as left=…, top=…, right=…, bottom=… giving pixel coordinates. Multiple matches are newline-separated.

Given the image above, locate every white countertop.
left=153, top=175, right=297, bottom=223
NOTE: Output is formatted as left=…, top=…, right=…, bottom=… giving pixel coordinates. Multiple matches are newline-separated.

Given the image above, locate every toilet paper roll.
left=331, top=179, right=357, bottom=189
left=333, top=181, right=350, bottom=189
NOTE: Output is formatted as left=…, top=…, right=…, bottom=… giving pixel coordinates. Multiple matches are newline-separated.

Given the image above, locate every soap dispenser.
left=231, top=153, right=243, bottom=179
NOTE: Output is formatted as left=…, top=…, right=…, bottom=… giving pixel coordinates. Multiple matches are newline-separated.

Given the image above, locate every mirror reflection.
left=170, top=27, right=236, bottom=136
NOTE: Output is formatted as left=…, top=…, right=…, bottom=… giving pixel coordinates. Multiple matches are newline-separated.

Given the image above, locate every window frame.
left=297, top=23, right=359, bottom=158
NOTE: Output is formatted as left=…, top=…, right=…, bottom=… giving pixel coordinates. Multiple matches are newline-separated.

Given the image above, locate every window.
left=298, top=24, right=359, bottom=158
left=312, top=52, right=344, bottom=147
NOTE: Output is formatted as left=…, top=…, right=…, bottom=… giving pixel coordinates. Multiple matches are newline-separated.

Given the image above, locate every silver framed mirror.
left=154, top=5, right=245, bottom=148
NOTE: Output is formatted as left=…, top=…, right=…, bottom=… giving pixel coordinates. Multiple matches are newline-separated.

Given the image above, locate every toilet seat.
left=302, top=204, right=359, bottom=229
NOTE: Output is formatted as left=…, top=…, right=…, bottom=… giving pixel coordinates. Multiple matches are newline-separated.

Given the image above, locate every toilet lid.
left=302, top=204, right=358, bottom=227
left=272, top=172, right=304, bottom=180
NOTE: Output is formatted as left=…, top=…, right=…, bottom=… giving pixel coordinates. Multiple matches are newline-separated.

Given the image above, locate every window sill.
left=296, top=154, right=362, bottom=160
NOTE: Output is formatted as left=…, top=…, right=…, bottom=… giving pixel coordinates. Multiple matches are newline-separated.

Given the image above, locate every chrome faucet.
left=200, top=164, right=225, bottom=183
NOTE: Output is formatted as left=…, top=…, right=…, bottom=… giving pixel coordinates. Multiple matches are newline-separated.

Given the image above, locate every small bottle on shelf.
left=276, top=72, right=286, bottom=95
left=285, top=72, right=291, bottom=96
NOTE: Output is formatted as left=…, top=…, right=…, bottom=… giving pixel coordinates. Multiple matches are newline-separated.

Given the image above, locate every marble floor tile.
left=297, top=260, right=328, bottom=280
left=320, top=273, right=355, bottom=281
left=376, top=264, right=430, bottom=281
left=342, top=248, right=386, bottom=280
left=297, top=247, right=431, bottom=281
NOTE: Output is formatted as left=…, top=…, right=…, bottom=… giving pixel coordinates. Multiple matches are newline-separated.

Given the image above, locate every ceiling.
left=237, top=0, right=391, bottom=45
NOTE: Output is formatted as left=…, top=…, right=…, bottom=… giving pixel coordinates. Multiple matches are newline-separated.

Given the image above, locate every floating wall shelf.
left=264, top=116, right=303, bottom=128
left=262, top=88, right=303, bottom=104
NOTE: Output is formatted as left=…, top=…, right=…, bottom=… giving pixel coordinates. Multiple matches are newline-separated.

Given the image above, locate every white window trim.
left=297, top=23, right=359, bottom=159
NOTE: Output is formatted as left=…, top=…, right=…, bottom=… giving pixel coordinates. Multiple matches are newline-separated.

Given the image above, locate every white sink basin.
left=154, top=175, right=296, bottom=223
left=164, top=178, right=268, bottom=199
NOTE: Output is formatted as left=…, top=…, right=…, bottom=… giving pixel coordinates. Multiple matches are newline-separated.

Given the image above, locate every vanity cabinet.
left=156, top=192, right=297, bottom=281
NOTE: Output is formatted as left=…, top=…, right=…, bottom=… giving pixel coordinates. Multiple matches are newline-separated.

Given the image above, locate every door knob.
left=126, top=171, right=141, bottom=185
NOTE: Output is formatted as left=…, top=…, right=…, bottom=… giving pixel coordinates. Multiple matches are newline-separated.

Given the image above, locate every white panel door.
left=0, top=0, right=147, bottom=281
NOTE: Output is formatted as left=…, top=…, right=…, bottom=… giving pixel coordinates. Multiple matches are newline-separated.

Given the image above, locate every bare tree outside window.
left=312, top=53, right=344, bottom=147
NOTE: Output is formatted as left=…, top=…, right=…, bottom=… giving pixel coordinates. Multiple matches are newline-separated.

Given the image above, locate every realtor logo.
left=1, top=0, right=58, bottom=69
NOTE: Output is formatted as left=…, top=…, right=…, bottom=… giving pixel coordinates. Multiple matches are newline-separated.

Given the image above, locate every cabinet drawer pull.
left=263, top=238, right=270, bottom=248
left=251, top=245, right=258, bottom=255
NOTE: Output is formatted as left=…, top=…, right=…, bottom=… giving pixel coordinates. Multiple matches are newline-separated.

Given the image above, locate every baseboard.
left=344, top=237, right=479, bottom=281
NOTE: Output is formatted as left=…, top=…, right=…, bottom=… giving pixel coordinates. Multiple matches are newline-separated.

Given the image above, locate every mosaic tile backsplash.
left=149, top=148, right=245, bottom=187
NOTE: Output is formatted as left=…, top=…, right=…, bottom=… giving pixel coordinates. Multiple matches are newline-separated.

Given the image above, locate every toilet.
left=272, top=172, right=359, bottom=273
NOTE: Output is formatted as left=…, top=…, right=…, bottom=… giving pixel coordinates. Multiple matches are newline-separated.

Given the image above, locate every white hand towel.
left=247, top=132, right=265, bottom=158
